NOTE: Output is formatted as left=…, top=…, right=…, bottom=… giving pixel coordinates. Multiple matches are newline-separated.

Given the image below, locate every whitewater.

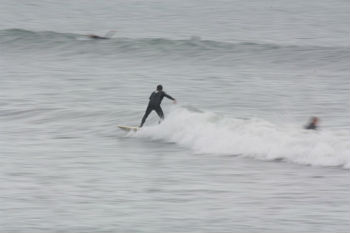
left=135, top=106, right=350, bottom=169
left=0, top=0, right=349, bottom=232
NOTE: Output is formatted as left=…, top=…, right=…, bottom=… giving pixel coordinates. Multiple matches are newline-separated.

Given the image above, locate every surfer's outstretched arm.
left=164, top=93, right=176, bottom=103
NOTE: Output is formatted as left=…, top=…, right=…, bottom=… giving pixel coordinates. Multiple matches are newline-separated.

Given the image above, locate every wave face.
left=1, top=29, right=348, bottom=68
left=2, top=28, right=349, bottom=169
left=135, top=106, right=350, bottom=169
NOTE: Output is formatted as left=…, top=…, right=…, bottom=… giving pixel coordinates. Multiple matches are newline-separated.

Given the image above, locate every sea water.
left=0, top=0, right=349, bottom=232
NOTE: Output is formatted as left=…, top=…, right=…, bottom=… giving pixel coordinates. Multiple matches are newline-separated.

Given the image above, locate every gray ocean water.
left=0, top=0, right=349, bottom=232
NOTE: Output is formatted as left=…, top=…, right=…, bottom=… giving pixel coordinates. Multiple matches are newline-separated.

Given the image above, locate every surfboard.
left=117, top=125, right=139, bottom=132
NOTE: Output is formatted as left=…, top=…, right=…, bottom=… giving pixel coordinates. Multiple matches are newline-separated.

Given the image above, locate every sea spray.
left=135, top=106, right=350, bottom=169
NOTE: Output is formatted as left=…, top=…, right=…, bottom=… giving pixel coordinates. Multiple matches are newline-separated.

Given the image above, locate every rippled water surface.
left=0, top=0, right=349, bottom=232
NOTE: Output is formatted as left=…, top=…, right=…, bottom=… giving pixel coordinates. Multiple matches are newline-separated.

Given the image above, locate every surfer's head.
left=157, top=85, right=163, bottom=91
left=311, top=116, right=319, bottom=124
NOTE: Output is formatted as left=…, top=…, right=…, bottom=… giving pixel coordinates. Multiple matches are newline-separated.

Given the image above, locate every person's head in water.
left=305, top=116, right=319, bottom=130
left=157, top=85, right=163, bottom=91
left=311, top=117, right=319, bottom=125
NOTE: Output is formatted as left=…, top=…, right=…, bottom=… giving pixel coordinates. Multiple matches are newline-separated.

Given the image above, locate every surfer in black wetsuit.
left=87, top=30, right=116, bottom=40
left=305, top=116, right=319, bottom=130
left=88, top=34, right=108, bottom=39
left=140, top=85, right=176, bottom=127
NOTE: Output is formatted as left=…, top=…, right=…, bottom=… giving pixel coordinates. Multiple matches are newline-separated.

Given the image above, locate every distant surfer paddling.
left=88, top=34, right=108, bottom=39
left=87, top=30, right=116, bottom=40
left=140, top=85, right=176, bottom=127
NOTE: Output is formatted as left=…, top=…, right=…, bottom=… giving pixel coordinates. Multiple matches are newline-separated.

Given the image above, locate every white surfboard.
left=117, top=125, right=139, bottom=132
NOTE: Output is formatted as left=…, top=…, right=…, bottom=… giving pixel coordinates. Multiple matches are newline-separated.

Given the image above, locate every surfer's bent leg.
left=155, top=106, right=164, bottom=122
left=140, top=105, right=153, bottom=127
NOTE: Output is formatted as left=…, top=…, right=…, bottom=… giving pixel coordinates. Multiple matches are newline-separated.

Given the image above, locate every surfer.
left=140, top=85, right=176, bottom=127
left=87, top=30, right=116, bottom=40
left=88, top=34, right=108, bottom=39
left=305, top=116, right=319, bottom=130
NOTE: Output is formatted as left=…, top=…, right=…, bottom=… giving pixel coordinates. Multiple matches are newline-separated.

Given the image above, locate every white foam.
left=135, top=106, right=350, bottom=169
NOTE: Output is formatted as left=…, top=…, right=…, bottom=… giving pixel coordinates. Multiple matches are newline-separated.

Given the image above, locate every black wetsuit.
left=140, top=91, right=175, bottom=127
left=305, top=123, right=317, bottom=130
left=88, top=35, right=108, bottom=39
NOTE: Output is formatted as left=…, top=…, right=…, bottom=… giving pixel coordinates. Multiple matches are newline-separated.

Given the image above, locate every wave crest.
left=1, top=28, right=347, bottom=53
left=135, top=106, right=350, bottom=169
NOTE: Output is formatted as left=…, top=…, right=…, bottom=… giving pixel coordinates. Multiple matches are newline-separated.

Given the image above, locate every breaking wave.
left=134, top=106, right=350, bottom=169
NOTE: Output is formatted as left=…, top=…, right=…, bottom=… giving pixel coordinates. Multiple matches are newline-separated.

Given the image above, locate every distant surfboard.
left=117, top=125, right=139, bottom=132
